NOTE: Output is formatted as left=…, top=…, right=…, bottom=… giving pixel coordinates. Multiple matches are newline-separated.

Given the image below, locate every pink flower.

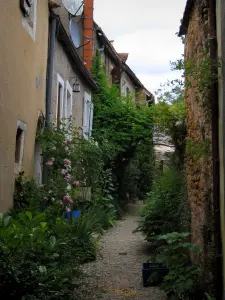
left=46, top=160, right=53, bottom=166
left=63, top=195, right=73, bottom=204
left=43, top=197, right=48, bottom=201
left=66, top=140, right=71, bottom=145
left=61, top=169, right=67, bottom=176
left=46, top=157, right=55, bottom=166
left=65, top=206, right=71, bottom=212
left=65, top=175, right=71, bottom=182
left=51, top=198, right=56, bottom=202
left=64, top=159, right=71, bottom=166
left=72, top=181, right=80, bottom=187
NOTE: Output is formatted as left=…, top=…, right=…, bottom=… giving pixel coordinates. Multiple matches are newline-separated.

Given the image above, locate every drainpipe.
left=209, top=1, right=223, bottom=298
left=43, top=12, right=58, bottom=184
left=46, top=13, right=58, bottom=127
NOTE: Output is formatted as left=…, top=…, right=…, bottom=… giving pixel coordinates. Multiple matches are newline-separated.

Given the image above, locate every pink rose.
left=72, top=181, right=80, bottom=187
left=63, top=195, right=73, bottom=203
left=61, top=169, right=67, bottom=176
left=46, top=160, right=53, bottom=166
left=66, top=140, right=71, bottom=145
left=64, top=159, right=71, bottom=166
left=43, top=197, right=48, bottom=201
left=65, top=175, right=71, bottom=182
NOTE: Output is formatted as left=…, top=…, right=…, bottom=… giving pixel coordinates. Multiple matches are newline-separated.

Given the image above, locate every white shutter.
left=83, top=91, right=93, bottom=139
left=89, top=103, right=94, bottom=136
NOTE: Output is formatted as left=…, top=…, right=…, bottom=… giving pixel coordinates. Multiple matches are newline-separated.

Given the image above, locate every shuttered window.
left=83, top=91, right=94, bottom=140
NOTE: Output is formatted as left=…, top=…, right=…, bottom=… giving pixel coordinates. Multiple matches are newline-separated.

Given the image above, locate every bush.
left=152, top=232, right=202, bottom=300
left=137, top=163, right=189, bottom=240
left=0, top=212, right=80, bottom=300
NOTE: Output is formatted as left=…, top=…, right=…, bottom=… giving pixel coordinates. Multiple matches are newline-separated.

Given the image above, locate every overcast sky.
left=94, top=0, right=187, bottom=94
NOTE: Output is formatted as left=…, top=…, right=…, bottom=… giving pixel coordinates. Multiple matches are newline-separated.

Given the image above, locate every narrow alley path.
left=78, top=204, right=166, bottom=300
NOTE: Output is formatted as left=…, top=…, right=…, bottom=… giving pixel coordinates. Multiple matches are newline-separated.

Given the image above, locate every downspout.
left=209, top=1, right=223, bottom=298
left=43, top=12, right=58, bottom=183
left=46, top=13, right=58, bottom=127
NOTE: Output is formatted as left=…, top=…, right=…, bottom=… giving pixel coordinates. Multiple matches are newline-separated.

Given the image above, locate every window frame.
left=14, top=120, right=27, bottom=175
left=56, top=74, right=65, bottom=127
left=64, top=81, right=73, bottom=120
left=21, top=0, right=38, bottom=41
left=83, top=91, right=93, bottom=140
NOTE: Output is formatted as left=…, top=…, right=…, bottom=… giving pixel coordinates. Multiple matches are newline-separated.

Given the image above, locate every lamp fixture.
left=69, top=77, right=80, bottom=93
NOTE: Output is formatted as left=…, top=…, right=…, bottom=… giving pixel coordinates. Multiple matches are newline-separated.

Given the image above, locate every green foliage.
left=121, top=141, right=155, bottom=200
left=171, top=54, right=221, bottom=99
left=186, top=138, right=211, bottom=160
left=91, top=54, right=154, bottom=202
left=154, top=79, right=186, bottom=165
left=153, top=232, right=202, bottom=300
left=0, top=211, right=81, bottom=300
left=137, top=163, right=188, bottom=241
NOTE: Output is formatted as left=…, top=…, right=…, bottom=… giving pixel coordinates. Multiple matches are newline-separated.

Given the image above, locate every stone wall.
left=184, top=2, right=214, bottom=265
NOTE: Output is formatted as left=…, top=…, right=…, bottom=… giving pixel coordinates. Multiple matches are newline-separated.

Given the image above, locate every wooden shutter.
left=89, top=103, right=94, bottom=136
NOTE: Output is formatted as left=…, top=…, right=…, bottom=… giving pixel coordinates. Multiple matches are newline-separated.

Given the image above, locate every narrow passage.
left=79, top=204, right=166, bottom=300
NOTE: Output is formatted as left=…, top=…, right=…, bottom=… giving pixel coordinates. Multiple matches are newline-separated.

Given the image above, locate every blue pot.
left=64, top=210, right=80, bottom=219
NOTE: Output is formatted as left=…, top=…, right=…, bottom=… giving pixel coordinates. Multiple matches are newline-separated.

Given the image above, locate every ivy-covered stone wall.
left=184, top=1, right=214, bottom=267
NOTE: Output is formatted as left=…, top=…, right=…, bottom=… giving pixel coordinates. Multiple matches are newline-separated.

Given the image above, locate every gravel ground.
left=78, top=204, right=166, bottom=300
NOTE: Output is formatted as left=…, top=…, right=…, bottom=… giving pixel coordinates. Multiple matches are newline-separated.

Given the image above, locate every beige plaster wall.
left=0, top=0, right=49, bottom=212
left=120, top=71, right=136, bottom=101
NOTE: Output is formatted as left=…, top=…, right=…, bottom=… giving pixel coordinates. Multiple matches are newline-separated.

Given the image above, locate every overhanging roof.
left=123, top=63, right=144, bottom=89
left=56, top=16, right=97, bottom=90
left=94, top=22, right=122, bottom=67
left=179, top=0, right=195, bottom=36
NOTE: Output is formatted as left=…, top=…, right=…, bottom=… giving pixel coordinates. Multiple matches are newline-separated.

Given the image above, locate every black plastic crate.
left=142, top=262, right=168, bottom=287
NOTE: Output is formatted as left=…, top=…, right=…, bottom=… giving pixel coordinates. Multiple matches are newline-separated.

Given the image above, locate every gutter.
left=45, top=12, right=58, bottom=127
left=209, top=1, right=223, bottom=298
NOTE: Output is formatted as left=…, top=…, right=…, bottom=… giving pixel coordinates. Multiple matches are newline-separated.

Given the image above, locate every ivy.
left=91, top=54, right=154, bottom=201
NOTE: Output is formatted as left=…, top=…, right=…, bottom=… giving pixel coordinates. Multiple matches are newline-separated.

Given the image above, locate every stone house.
left=0, top=0, right=61, bottom=212
left=179, top=0, right=223, bottom=297
left=48, top=0, right=97, bottom=138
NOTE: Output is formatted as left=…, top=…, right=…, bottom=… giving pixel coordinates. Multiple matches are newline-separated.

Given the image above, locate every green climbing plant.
left=91, top=54, right=154, bottom=203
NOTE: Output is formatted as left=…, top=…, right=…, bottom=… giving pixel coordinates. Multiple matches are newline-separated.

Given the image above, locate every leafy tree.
left=91, top=54, right=154, bottom=202
left=153, top=79, right=186, bottom=166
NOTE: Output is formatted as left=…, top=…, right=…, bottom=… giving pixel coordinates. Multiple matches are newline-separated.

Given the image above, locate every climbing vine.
left=91, top=54, right=154, bottom=203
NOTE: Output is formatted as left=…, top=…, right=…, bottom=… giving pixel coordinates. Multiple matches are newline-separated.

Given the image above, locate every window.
left=14, top=120, right=27, bottom=174
left=83, top=91, right=94, bottom=140
left=56, top=74, right=65, bottom=128
left=21, top=0, right=37, bottom=41
left=15, top=128, right=23, bottom=163
left=34, top=111, right=44, bottom=185
left=126, top=87, right=130, bottom=96
left=64, top=81, right=73, bottom=121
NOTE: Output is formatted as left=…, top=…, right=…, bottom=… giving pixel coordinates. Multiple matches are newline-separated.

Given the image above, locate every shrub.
left=0, top=212, right=80, bottom=300
left=152, top=232, right=202, bottom=300
left=137, top=163, right=189, bottom=240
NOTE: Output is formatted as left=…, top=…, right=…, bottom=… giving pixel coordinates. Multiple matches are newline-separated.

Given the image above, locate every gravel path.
left=79, top=205, right=166, bottom=300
